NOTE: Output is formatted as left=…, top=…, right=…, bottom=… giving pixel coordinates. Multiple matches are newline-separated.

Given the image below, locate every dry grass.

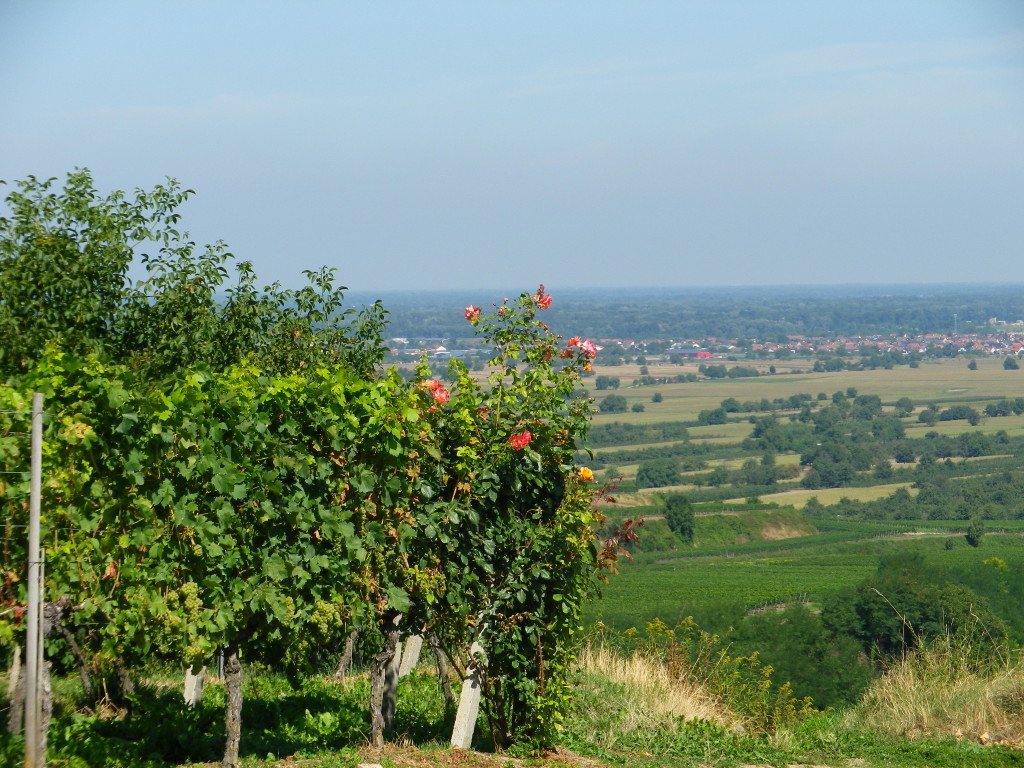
left=575, top=644, right=733, bottom=730
left=845, top=640, right=1024, bottom=746
left=751, top=482, right=918, bottom=509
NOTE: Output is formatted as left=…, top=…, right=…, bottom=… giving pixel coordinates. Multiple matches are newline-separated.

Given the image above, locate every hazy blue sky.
left=2, top=2, right=1023, bottom=293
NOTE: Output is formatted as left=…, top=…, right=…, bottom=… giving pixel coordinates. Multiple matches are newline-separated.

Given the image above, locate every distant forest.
left=350, top=284, right=1024, bottom=342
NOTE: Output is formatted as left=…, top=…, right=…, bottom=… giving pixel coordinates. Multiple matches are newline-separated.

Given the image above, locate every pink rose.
left=533, top=284, right=552, bottom=309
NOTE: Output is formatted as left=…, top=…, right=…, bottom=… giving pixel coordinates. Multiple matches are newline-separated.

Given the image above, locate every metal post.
left=25, top=393, right=43, bottom=768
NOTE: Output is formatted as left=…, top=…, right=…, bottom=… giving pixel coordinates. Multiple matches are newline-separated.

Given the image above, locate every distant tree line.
left=376, top=285, right=1024, bottom=342
left=608, top=385, right=1024, bottom=496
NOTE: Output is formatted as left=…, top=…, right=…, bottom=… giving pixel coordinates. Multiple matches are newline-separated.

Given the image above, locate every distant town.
left=388, top=321, right=1024, bottom=366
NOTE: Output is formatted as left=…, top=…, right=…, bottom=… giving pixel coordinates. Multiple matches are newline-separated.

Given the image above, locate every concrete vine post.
left=451, top=641, right=486, bottom=749
left=24, top=392, right=44, bottom=768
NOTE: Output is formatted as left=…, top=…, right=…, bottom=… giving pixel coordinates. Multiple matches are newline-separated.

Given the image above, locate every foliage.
left=631, top=617, right=819, bottom=734
left=731, top=606, right=874, bottom=709
left=0, top=169, right=387, bottom=382
left=0, top=171, right=608, bottom=758
left=598, top=393, right=628, bottom=413
left=966, top=517, right=985, bottom=547
left=1, top=352, right=435, bottom=682
left=584, top=420, right=689, bottom=448
left=636, top=457, right=681, bottom=488
left=820, top=552, right=1009, bottom=663
left=696, top=407, right=728, bottom=425
left=421, top=287, right=603, bottom=747
left=0, top=282, right=608, bottom=753
left=662, top=493, right=695, bottom=544
left=0, top=170, right=168, bottom=375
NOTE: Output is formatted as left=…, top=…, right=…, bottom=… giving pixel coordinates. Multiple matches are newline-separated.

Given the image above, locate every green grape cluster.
left=178, top=581, right=204, bottom=620
left=309, top=600, right=345, bottom=638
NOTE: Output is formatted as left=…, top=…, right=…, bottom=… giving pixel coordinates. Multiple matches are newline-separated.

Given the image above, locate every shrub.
left=636, top=458, right=681, bottom=488
left=639, top=618, right=819, bottom=734
left=662, top=493, right=695, bottom=543
left=599, top=394, right=628, bottom=413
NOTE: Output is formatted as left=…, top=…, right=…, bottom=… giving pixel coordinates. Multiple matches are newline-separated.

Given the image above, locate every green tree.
left=0, top=170, right=170, bottom=375
left=662, top=493, right=695, bottom=543
left=707, top=466, right=729, bottom=487
left=636, top=457, right=681, bottom=488
left=0, top=169, right=386, bottom=382
left=965, top=517, right=985, bottom=547
left=732, top=606, right=873, bottom=708
left=873, top=458, right=894, bottom=480
left=599, top=393, right=628, bottom=413
left=822, top=564, right=1007, bottom=662
left=968, top=359, right=978, bottom=370
left=1004, top=356, right=1020, bottom=370
left=697, top=407, right=727, bottom=425
left=894, top=396, right=915, bottom=417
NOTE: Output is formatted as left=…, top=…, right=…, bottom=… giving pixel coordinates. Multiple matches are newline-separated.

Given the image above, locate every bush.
left=641, top=617, right=819, bottom=734
left=965, top=517, right=984, bottom=547
left=636, top=458, right=681, bottom=488
left=697, top=407, right=728, bottom=425
left=732, top=606, right=874, bottom=709
left=599, top=394, right=628, bottom=413
left=663, top=493, right=694, bottom=543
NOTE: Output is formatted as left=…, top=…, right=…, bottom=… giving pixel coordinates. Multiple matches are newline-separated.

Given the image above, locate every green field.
left=585, top=356, right=1024, bottom=633
left=590, top=531, right=1024, bottom=631
left=588, top=357, right=1024, bottom=426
